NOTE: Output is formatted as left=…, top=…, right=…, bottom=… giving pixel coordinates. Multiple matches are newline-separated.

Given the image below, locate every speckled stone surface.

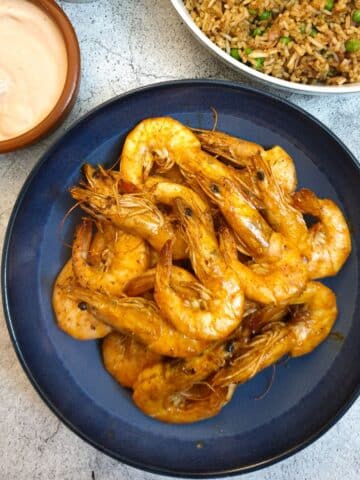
left=0, top=1, right=359, bottom=479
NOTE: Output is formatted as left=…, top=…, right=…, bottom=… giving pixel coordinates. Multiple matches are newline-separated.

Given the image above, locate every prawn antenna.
left=254, top=364, right=276, bottom=400
left=210, top=107, right=219, bottom=132
left=58, top=201, right=82, bottom=249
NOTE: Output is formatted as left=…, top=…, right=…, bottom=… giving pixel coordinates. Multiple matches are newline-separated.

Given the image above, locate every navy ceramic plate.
left=2, top=81, right=360, bottom=477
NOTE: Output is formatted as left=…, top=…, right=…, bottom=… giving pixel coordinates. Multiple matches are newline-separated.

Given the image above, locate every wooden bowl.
left=0, top=0, right=81, bottom=154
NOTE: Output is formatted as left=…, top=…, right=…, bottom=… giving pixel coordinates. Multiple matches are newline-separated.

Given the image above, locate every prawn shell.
left=72, top=220, right=150, bottom=297
left=102, top=332, right=161, bottom=389
left=52, top=260, right=111, bottom=340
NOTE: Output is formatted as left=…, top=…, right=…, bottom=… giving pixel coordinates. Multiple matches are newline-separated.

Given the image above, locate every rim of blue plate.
left=2, top=79, right=360, bottom=478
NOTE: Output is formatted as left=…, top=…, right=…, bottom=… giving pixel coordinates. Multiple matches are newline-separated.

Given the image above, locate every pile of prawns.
left=52, top=117, right=351, bottom=424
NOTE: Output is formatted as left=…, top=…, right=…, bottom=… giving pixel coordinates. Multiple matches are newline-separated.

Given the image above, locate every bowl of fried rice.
left=170, top=0, right=360, bottom=93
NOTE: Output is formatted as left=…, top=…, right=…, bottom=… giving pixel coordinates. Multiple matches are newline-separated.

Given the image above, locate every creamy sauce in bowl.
left=0, top=0, right=68, bottom=141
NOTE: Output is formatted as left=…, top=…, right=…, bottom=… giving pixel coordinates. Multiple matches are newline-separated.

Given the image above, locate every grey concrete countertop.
left=1, top=1, right=359, bottom=479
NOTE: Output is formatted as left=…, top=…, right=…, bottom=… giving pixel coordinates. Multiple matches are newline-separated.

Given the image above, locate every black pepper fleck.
left=78, top=302, right=88, bottom=311
left=256, top=171, right=265, bottom=181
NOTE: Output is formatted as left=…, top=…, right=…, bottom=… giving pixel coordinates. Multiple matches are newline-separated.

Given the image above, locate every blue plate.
left=2, top=80, right=360, bottom=477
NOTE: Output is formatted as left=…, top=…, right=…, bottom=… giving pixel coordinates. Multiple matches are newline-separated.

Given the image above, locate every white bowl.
left=169, top=0, right=360, bottom=94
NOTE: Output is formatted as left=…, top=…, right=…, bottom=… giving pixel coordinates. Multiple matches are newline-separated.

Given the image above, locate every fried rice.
left=184, top=0, right=360, bottom=85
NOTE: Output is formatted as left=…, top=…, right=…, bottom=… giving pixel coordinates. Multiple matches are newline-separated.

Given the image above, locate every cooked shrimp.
left=155, top=243, right=243, bottom=340
left=65, top=285, right=210, bottom=357
left=213, top=281, right=337, bottom=386
left=292, top=188, right=351, bottom=278
left=288, top=281, right=338, bottom=356
left=126, top=266, right=258, bottom=322
left=119, top=117, right=200, bottom=190
left=212, top=323, right=292, bottom=387
left=182, top=158, right=274, bottom=257
left=194, top=129, right=297, bottom=194
left=248, top=153, right=309, bottom=252
left=218, top=224, right=308, bottom=304
left=70, top=184, right=187, bottom=259
left=52, top=260, right=111, bottom=340
left=102, top=332, right=161, bottom=389
left=154, top=192, right=244, bottom=340
left=72, top=219, right=149, bottom=296
left=133, top=342, right=236, bottom=423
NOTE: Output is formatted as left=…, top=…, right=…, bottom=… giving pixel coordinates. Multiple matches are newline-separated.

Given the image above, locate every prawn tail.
left=292, top=188, right=321, bottom=216
left=156, top=239, right=174, bottom=288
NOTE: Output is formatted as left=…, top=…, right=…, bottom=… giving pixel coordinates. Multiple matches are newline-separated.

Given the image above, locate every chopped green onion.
left=310, top=26, right=318, bottom=37
left=230, top=48, right=241, bottom=60
left=345, top=38, right=360, bottom=52
left=299, top=24, right=306, bottom=34
left=279, top=36, right=291, bottom=45
left=244, top=47, right=252, bottom=55
left=252, top=27, right=263, bottom=37
left=324, top=0, right=334, bottom=10
left=352, top=10, right=360, bottom=23
left=259, top=10, right=272, bottom=21
left=255, top=57, right=265, bottom=69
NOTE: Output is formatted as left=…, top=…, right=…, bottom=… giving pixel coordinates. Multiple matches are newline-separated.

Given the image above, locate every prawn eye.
left=256, top=171, right=265, bottom=181
left=211, top=183, right=220, bottom=194
left=78, top=301, right=88, bottom=311
left=184, top=207, right=193, bottom=217
left=225, top=341, right=235, bottom=354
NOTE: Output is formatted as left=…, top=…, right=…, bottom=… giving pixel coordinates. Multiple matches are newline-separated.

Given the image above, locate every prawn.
left=133, top=342, right=237, bottom=423
left=292, top=188, right=351, bottom=278
left=194, top=128, right=297, bottom=194
left=70, top=183, right=187, bottom=259
left=218, top=223, right=308, bottom=304
left=102, top=332, right=161, bottom=389
left=119, top=117, right=200, bottom=190
left=72, top=219, right=149, bottom=296
left=288, top=281, right=338, bottom=356
left=65, top=285, right=210, bottom=358
left=154, top=195, right=244, bottom=340
left=247, top=153, right=309, bottom=253
left=212, top=281, right=337, bottom=386
left=125, top=267, right=259, bottom=323
left=52, top=260, right=111, bottom=340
